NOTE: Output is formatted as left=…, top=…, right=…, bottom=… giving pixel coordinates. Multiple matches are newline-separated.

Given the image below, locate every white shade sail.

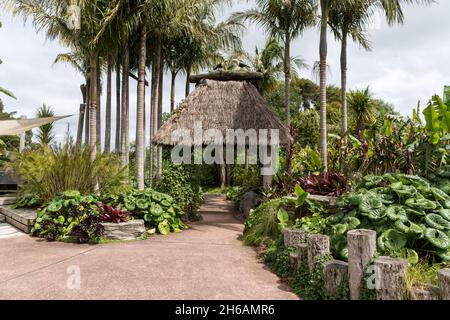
left=0, top=116, right=72, bottom=136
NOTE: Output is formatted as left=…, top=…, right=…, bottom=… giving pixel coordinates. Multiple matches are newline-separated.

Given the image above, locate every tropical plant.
left=329, top=0, right=372, bottom=138
left=32, top=190, right=105, bottom=243
left=348, top=86, right=378, bottom=142
left=231, top=0, right=317, bottom=127
left=0, top=20, right=16, bottom=100
left=243, top=197, right=292, bottom=246
left=316, top=172, right=450, bottom=262
left=103, top=188, right=187, bottom=234
left=35, top=104, right=56, bottom=147
left=10, top=142, right=128, bottom=202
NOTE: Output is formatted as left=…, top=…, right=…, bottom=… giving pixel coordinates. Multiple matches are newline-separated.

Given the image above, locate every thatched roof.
left=153, top=77, right=292, bottom=146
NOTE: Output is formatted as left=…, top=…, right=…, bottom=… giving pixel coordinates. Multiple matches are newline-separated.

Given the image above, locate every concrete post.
left=283, top=228, right=307, bottom=248
left=347, top=229, right=376, bottom=300
left=438, top=268, right=450, bottom=300
left=307, top=234, right=330, bottom=272
left=374, top=256, right=407, bottom=300
left=323, top=260, right=349, bottom=298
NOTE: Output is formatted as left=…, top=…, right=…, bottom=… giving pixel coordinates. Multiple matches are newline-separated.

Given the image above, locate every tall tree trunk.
left=319, top=14, right=328, bottom=172
left=136, top=29, right=147, bottom=190
left=96, top=60, right=102, bottom=152
left=340, top=30, right=348, bottom=140
left=170, top=69, right=177, bottom=113
left=104, top=59, right=112, bottom=153
left=284, top=36, right=291, bottom=127
left=115, top=60, right=121, bottom=154
left=149, top=59, right=156, bottom=184
left=185, top=66, right=191, bottom=98
left=156, top=47, right=164, bottom=181
left=76, top=82, right=87, bottom=148
left=84, top=77, right=91, bottom=146
left=150, top=40, right=162, bottom=185
left=89, top=55, right=98, bottom=161
left=120, top=45, right=130, bottom=169
left=76, top=103, right=85, bottom=148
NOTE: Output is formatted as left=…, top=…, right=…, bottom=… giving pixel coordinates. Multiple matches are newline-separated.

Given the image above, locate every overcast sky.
left=0, top=1, right=449, bottom=146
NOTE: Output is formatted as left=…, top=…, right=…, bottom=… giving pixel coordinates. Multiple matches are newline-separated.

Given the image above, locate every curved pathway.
left=0, top=194, right=297, bottom=300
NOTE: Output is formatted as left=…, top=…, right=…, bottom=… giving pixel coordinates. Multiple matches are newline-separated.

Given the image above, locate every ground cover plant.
left=295, top=172, right=450, bottom=264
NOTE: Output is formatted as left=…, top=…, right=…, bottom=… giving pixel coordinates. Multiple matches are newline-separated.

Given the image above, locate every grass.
left=404, top=258, right=443, bottom=299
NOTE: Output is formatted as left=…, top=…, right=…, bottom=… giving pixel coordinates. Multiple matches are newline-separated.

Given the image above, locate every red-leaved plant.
left=299, top=172, right=348, bottom=197
left=98, top=203, right=131, bottom=223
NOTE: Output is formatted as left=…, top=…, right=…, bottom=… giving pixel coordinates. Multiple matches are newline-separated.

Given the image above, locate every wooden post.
left=438, top=268, right=450, bottom=300
left=323, top=260, right=349, bottom=298
left=307, top=234, right=330, bottom=272
left=374, top=256, right=407, bottom=300
left=347, top=229, right=376, bottom=300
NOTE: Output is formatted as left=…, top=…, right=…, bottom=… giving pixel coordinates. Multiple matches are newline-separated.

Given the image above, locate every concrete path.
left=0, top=223, right=25, bottom=239
left=0, top=194, right=297, bottom=300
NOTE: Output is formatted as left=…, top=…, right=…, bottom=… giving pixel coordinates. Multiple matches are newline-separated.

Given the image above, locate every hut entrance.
left=153, top=71, right=292, bottom=188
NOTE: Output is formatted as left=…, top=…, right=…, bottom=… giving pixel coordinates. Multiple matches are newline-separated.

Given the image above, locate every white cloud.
left=1, top=1, right=449, bottom=145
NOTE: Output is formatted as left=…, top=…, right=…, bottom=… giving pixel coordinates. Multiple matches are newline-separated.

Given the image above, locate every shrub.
left=10, top=143, right=128, bottom=202
left=155, top=163, right=203, bottom=218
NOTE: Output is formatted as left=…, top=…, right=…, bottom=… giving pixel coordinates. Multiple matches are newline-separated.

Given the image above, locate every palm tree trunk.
left=96, top=60, right=102, bottom=152
left=156, top=47, right=164, bottom=181
left=340, top=30, right=348, bottom=139
left=120, top=44, right=130, bottom=169
left=149, top=59, right=157, bottom=184
left=76, top=82, right=87, bottom=148
left=89, top=55, right=98, bottom=161
left=84, top=78, right=91, bottom=146
left=104, top=59, right=112, bottom=153
left=115, top=60, right=121, bottom=154
left=76, top=103, right=85, bottom=148
left=136, top=29, right=147, bottom=190
left=150, top=40, right=162, bottom=185
left=185, top=66, right=191, bottom=98
left=170, top=69, right=177, bottom=113
left=319, top=14, right=328, bottom=172
left=284, top=36, right=291, bottom=127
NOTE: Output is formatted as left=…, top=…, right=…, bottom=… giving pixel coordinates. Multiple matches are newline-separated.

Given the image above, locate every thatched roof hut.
left=153, top=72, right=292, bottom=146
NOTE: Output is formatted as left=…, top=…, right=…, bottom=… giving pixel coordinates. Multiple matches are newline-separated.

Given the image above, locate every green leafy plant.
left=32, top=191, right=104, bottom=243
left=103, top=188, right=187, bottom=235
left=10, top=143, right=128, bottom=202
left=329, top=173, right=450, bottom=262
left=243, top=198, right=293, bottom=246
left=155, top=163, right=203, bottom=218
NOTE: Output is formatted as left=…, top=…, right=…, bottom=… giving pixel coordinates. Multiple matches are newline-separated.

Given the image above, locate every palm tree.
left=0, top=20, right=16, bottom=100
left=36, top=103, right=56, bottom=147
left=348, top=86, right=377, bottom=142
left=317, top=0, right=434, bottom=171
left=53, top=50, right=89, bottom=148
left=231, top=0, right=317, bottom=127
left=329, top=0, right=372, bottom=139
left=2, top=0, right=116, bottom=161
